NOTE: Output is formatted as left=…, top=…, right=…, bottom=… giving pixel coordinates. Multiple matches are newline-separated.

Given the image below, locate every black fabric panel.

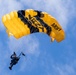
left=35, top=16, right=52, bottom=35
left=17, top=10, right=39, bottom=33
left=34, top=10, right=44, bottom=17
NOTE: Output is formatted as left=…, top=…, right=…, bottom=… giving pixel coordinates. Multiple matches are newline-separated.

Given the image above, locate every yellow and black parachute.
left=2, top=9, right=65, bottom=42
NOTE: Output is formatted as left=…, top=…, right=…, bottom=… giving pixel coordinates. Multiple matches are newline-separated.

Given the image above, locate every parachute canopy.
left=2, top=9, right=65, bottom=42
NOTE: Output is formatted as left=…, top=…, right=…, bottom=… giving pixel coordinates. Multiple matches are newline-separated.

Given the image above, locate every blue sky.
left=0, top=0, right=76, bottom=75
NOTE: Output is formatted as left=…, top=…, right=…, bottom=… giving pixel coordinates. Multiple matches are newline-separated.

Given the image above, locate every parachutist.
left=9, top=52, right=26, bottom=70
left=9, top=52, right=20, bottom=70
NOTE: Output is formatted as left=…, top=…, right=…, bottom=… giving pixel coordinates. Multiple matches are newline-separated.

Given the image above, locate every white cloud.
left=7, top=35, right=40, bottom=55
left=53, top=63, right=76, bottom=75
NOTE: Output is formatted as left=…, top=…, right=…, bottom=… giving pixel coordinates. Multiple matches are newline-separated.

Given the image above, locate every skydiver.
left=9, top=52, right=26, bottom=70
left=9, top=52, right=20, bottom=70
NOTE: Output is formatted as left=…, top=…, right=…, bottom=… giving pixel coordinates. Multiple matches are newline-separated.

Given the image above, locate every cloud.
left=7, top=36, right=40, bottom=55
left=52, top=63, right=76, bottom=75
left=44, top=59, right=76, bottom=75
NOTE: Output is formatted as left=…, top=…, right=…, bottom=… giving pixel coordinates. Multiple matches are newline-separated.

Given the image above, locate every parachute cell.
left=2, top=9, right=65, bottom=42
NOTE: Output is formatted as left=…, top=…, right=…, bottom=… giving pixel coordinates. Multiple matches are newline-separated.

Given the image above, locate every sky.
left=0, top=0, right=76, bottom=75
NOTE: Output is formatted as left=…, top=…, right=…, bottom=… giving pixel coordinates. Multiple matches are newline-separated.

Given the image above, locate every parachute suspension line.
left=11, top=36, right=26, bottom=54
left=18, top=52, right=26, bottom=58
left=17, top=10, right=39, bottom=33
